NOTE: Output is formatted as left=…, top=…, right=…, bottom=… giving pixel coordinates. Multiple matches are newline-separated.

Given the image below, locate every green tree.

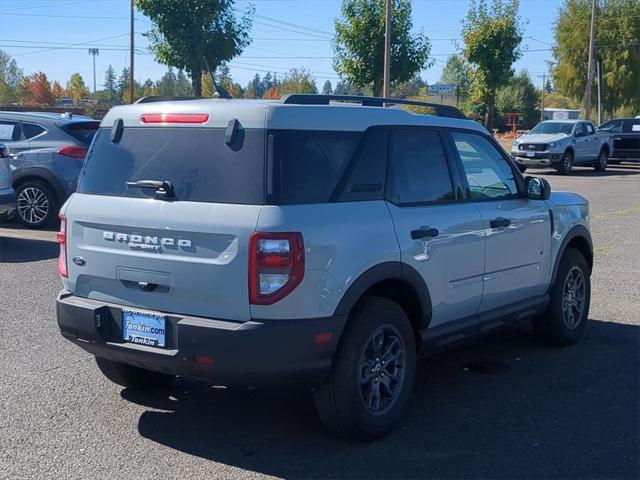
left=322, top=80, right=333, bottom=95
left=175, top=69, right=193, bottom=96
left=117, top=67, right=130, bottom=101
left=103, top=65, right=118, bottom=103
left=244, top=73, right=263, bottom=98
left=0, top=50, right=23, bottom=104
left=155, top=68, right=177, bottom=95
left=66, top=73, right=89, bottom=105
left=462, top=0, right=524, bottom=128
left=135, top=0, right=253, bottom=97
left=439, top=55, right=472, bottom=103
left=334, top=0, right=431, bottom=96
left=495, top=70, right=539, bottom=129
left=392, top=75, right=425, bottom=98
left=553, top=0, right=640, bottom=117
left=266, top=68, right=318, bottom=98
left=334, top=81, right=366, bottom=95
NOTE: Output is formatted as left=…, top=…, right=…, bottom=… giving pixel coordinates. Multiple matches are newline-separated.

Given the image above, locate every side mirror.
left=0, top=143, right=9, bottom=159
left=525, top=176, right=551, bottom=200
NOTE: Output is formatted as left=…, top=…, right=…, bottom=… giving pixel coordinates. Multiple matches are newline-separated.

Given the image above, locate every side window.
left=452, top=131, right=519, bottom=200
left=585, top=123, right=595, bottom=135
left=0, top=121, right=21, bottom=141
left=575, top=123, right=587, bottom=136
left=623, top=119, right=640, bottom=133
left=21, top=122, right=46, bottom=140
left=388, top=129, right=455, bottom=205
left=599, top=120, right=622, bottom=133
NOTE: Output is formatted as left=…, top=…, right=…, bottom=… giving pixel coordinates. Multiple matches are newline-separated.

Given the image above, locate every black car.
left=597, top=118, right=640, bottom=161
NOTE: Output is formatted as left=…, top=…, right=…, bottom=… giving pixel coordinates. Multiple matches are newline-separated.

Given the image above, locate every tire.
left=594, top=149, right=608, bottom=171
left=557, top=150, right=573, bottom=175
left=313, top=296, right=416, bottom=440
left=15, top=180, right=57, bottom=228
left=95, top=357, right=174, bottom=389
left=532, top=248, right=590, bottom=346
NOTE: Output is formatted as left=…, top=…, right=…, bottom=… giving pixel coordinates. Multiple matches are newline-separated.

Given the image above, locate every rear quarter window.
left=269, top=130, right=362, bottom=204
left=78, top=126, right=265, bottom=204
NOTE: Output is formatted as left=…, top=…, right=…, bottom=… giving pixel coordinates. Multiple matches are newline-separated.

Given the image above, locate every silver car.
left=56, top=95, right=593, bottom=439
left=0, top=111, right=99, bottom=227
left=511, top=120, right=612, bottom=175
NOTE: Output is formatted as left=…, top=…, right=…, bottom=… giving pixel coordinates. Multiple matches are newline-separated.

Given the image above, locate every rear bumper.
left=0, top=189, right=16, bottom=218
left=56, top=290, right=346, bottom=388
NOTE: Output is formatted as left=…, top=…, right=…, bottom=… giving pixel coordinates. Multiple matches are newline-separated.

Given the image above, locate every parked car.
left=56, top=95, right=593, bottom=439
left=0, top=144, right=16, bottom=221
left=597, top=118, right=640, bottom=161
left=0, top=111, right=99, bottom=227
left=511, top=119, right=612, bottom=174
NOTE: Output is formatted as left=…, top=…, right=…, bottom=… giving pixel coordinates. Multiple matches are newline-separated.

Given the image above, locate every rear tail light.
left=249, top=232, right=304, bottom=305
left=57, top=214, right=68, bottom=278
left=57, top=145, right=88, bottom=159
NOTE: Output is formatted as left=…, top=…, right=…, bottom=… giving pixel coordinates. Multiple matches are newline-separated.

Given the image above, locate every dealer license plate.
left=122, top=309, right=166, bottom=348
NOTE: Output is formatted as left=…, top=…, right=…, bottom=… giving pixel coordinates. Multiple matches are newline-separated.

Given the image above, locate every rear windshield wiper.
left=126, top=179, right=175, bottom=199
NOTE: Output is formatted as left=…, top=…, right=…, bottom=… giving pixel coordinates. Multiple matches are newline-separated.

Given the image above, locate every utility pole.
left=540, top=73, right=545, bottom=122
left=129, top=0, right=135, bottom=104
left=583, top=0, right=597, bottom=119
left=88, top=48, right=99, bottom=93
left=382, top=0, right=391, bottom=99
left=596, top=59, right=602, bottom=125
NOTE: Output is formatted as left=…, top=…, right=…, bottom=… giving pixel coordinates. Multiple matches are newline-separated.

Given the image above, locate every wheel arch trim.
left=333, top=261, right=432, bottom=331
left=549, top=224, right=593, bottom=293
left=11, top=167, right=66, bottom=205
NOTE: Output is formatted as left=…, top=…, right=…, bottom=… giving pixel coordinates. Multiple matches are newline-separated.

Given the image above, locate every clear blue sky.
left=0, top=0, right=562, bottom=91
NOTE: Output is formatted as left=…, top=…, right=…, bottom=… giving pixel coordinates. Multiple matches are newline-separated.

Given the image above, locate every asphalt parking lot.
left=1, top=163, right=639, bottom=480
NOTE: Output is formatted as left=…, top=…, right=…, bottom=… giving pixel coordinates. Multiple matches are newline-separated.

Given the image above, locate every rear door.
left=617, top=119, right=640, bottom=158
left=0, top=120, right=30, bottom=152
left=385, top=128, right=485, bottom=328
left=65, top=125, right=265, bottom=321
left=449, top=130, right=551, bottom=313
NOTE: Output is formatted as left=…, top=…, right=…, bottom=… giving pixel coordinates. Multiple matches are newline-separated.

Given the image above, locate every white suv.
left=56, top=95, right=593, bottom=439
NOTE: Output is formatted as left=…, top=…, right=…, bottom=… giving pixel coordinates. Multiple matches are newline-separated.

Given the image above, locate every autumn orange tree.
left=29, top=72, right=54, bottom=106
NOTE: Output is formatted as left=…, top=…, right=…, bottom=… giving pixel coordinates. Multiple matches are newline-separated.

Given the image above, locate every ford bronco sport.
left=56, top=95, right=593, bottom=439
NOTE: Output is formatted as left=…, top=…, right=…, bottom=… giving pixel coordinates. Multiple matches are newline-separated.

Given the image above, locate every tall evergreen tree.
left=103, top=65, right=118, bottom=102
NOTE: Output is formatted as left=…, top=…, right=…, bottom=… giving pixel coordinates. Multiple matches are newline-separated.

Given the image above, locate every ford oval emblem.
left=72, top=256, right=86, bottom=267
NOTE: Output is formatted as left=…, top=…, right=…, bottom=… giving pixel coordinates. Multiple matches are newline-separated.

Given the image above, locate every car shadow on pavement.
left=124, top=319, right=639, bottom=479
left=0, top=236, right=58, bottom=262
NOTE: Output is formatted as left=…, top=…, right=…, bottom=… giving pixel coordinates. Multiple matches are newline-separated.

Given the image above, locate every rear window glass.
left=78, top=127, right=265, bottom=204
left=270, top=130, right=362, bottom=204
left=63, top=121, right=100, bottom=144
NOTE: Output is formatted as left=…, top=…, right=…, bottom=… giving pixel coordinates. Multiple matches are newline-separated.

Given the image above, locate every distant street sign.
left=428, top=84, right=456, bottom=93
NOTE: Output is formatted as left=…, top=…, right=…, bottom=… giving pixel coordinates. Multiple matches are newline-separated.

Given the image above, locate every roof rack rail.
left=281, top=94, right=467, bottom=119
left=134, top=96, right=200, bottom=104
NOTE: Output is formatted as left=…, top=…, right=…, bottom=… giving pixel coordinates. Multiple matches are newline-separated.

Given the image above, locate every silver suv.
left=56, top=95, right=593, bottom=439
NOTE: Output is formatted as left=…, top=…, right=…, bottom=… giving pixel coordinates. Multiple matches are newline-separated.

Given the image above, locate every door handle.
left=490, top=217, right=511, bottom=228
left=411, top=226, right=439, bottom=240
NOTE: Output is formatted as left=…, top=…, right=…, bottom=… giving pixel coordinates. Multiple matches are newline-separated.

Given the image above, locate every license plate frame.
left=526, top=151, right=536, bottom=158
left=122, top=309, right=167, bottom=348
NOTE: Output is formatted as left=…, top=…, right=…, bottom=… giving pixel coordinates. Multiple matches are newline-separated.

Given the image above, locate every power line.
left=9, top=33, right=131, bottom=57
